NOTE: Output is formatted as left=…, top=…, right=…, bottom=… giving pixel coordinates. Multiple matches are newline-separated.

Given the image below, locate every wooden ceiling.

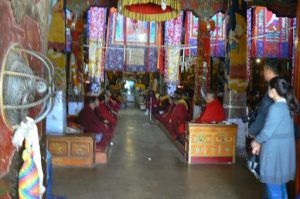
left=252, top=0, right=296, bottom=17
left=65, top=0, right=297, bottom=18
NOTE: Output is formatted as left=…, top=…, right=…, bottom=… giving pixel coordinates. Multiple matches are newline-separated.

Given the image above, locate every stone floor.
left=52, top=105, right=264, bottom=199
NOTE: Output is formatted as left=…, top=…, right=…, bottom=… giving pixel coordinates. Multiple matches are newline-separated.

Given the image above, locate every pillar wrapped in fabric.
left=119, top=0, right=181, bottom=22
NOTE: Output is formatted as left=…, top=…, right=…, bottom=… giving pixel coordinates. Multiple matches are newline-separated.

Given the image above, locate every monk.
left=77, top=96, right=113, bottom=136
left=168, top=98, right=189, bottom=141
left=105, top=90, right=121, bottom=113
left=158, top=96, right=170, bottom=113
left=195, top=92, right=225, bottom=123
left=156, top=97, right=174, bottom=124
left=98, top=94, right=118, bottom=127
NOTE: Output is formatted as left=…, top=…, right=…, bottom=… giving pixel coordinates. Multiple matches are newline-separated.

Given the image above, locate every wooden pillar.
left=294, top=1, right=300, bottom=197
left=194, top=19, right=210, bottom=106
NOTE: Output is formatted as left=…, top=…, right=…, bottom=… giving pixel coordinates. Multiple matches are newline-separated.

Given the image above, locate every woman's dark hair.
left=269, top=77, right=300, bottom=115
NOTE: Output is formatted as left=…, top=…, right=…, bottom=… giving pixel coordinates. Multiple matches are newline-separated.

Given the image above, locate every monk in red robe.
left=168, top=99, right=189, bottom=140
left=77, top=96, right=112, bottom=135
left=195, top=92, right=225, bottom=123
left=105, top=90, right=121, bottom=112
left=156, top=97, right=174, bottom=123
left=97, top=94, right=118, bottom=127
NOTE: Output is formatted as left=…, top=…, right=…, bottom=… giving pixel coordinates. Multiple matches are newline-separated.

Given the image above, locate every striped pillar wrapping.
left=18, top=142, right=40, bottom=199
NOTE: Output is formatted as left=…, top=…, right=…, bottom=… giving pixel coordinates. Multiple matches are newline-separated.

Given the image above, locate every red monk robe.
left=98, top=101, right=118, bottom=127
left=195, top=99, right=225, bottom=123
left=168, top=100, right=189, bottom=138
left=77, top=106, right=112, bottom=134
left=156, top=103, right=175, bottom=124
left=162, top=103, right=175, bottom=124
left=108, top=98, right=121, bottom=112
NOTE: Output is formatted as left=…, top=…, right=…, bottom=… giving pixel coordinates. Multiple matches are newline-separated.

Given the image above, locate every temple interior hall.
left=0, top=0, right=300, bottom=199
left=52, top=105, right=264, bottom=199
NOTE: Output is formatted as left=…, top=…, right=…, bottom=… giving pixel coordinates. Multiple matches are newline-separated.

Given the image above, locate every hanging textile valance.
left=119, top=0, right=181, bottom=22
left=185, top=11, right=225, bottom=57
left=105, top=9, right=159, bottom=72
left=251, top=6, right=294, bottom=58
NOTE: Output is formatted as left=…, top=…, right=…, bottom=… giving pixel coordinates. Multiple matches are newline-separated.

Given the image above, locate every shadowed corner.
left=0, top=177, right=10, bottom=198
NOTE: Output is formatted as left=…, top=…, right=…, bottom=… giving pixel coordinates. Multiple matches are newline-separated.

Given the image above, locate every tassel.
left=13, top=117, right=45, bottom=198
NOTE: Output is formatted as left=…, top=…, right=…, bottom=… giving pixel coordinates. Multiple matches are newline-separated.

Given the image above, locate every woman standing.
left=251, top=77, right=300, bottom=198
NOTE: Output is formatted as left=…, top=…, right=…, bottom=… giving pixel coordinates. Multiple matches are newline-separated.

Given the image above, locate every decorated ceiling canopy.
left=181, top=0, right=226, bottom=19
left=119, top=0, right=181, bottom=21
left=65, top=0, right=296, bottom=19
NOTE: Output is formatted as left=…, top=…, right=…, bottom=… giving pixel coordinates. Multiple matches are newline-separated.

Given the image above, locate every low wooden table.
left=185, top=123, right=237, bottom=164
left=46, top=134, right=96, bottom=168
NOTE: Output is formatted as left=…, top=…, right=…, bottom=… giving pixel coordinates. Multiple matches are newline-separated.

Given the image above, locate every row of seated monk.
left=71, top=90, right=122, bottom=151
left=150, top=91, right=226, bottom=145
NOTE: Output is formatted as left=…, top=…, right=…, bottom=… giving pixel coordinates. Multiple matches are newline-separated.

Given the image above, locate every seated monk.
left=156, top=97, right=174, bottom=123
left=98, top=94, right=118, bottom=127
left=105, top=90, right=121, bottom=113
left=168, top=98, right=189, bottom=141
left=162, top=97, right=175, bottom=123
left=195, top=92, right=225, bottom=123
left=77, top=96, right=113, bottom=137
left=158, top=96, right=170, bottom=113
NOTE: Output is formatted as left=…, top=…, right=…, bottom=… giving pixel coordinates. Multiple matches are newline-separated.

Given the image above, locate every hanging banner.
left=251, top=6, right=293, bottom=58
left=105, top=9, right=159, bottom=72
left=88, top=7, right=107, bottom=93
left=185, top=12, right=225, bottom=57
left=225, top=0, right=248, bottom=91
left=211, top=13, right=226, bottom=57
left=164, top=13, right=183, bottom=83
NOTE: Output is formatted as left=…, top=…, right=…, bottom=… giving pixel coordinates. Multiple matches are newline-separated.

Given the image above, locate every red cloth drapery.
left=125, top=3, right=173, bottom=14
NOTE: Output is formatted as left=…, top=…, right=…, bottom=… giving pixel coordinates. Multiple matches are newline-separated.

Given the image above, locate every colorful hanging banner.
left=185, top=12, right=225, bottom=57
left=251, top=6, right=293, bottom=58
left=88, top=7, right=107, bottom=94
left=105, top=9, right=160, bottom=72
left=211, top=13, right=226, bottom=57
left=225, top=0, right=248, bottom=91
left=164, top=13, right=183, bottom=83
